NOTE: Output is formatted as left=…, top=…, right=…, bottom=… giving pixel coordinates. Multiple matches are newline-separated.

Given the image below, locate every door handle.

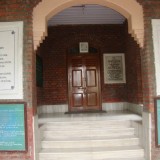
left=78, top=87, right=87, bottom=92
left=78, top=87, right=85, bottom=89
left=84, top=88, right=87, bottom=94
left=78, top=87, right=87, bottom=94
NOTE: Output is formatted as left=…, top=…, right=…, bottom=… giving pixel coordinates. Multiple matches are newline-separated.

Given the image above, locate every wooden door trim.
left=67, top=53, right=102, bottom=112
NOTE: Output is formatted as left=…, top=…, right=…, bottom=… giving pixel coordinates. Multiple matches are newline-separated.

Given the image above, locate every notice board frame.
left=154, top=97, right=160, bottom=147
left=103, top=53, right=126, bottom=84
left=0, top=102, right=27, bottom=151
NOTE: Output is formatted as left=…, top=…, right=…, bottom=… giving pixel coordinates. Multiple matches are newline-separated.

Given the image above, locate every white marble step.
left=43, top=127, right=135, bottom=139
left=38, top=112, right=142, bottom=124
left=44, top=120, right=131, bottom=128
left=39, top=113, right=145, bottom=160
left=96, top=159, right=145, bottom=160
left=39, top=146, right=144, bottom=160
left=41, top=136, right=140, bottom=149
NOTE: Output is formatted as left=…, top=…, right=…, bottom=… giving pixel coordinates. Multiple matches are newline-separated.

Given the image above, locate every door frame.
left=67, top=53, right=102, bottom=112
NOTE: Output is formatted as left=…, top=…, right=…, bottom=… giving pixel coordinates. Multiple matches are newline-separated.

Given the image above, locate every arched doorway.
left=33, top=0, right=144, bottom=113
left=33, top=0, right=144, bottom=50
left=33, top=2, right=151, bottom=160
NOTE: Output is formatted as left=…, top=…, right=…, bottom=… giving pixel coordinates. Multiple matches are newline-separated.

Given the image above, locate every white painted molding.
left=102, top=102, right=128, bottom=111
left=127, top=103, right=143, bottom=115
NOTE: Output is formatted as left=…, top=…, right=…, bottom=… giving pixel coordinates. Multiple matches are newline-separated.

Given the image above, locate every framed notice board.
left=0, top=103, right=26, bottom=151
left=155, top=97, right=160, bottom=147
left=103, top=53, right=126, bottom=84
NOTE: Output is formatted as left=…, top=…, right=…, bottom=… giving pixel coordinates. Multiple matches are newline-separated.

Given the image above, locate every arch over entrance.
left=33, top=0, right=144, bottom=50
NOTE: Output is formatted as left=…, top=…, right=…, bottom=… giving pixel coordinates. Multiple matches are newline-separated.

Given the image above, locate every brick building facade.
left=37, top=24, right=142, bottom=105
left=0, top=0, right=160, bottom=160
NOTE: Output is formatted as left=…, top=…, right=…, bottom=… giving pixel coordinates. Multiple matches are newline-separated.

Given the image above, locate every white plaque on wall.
left=103, top=53, right=126, bottom=84
left=152, top=19, right=160, bottom=96
left=79, top=42, right=89, bottom=53
left=0, top=22, right=23, bottom=99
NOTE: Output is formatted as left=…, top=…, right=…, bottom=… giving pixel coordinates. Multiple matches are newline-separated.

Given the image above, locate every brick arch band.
left=33, top=0, right=144, bottom=50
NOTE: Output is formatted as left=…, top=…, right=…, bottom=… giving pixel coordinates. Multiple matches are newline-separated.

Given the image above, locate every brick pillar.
left=0, top=1, right=37, bottom=160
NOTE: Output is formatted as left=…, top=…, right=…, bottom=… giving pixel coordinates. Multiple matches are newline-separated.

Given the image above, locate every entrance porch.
left=35, top=4, right=148, bottom=160
left=36, top=104, right=151, bottom=160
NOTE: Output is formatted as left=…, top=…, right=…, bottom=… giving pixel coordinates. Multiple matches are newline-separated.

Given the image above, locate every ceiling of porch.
left=48, top=4, right=126, bottom=26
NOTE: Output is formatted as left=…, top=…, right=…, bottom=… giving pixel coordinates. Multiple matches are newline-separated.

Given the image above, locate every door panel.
left=86, top=93, right=97, bottom=106
left=86, top=69, right=97, bottom=87
left=72, top=70, right=82, bottom=87
left=71, top=67, right=84, bottom=108
left=72, top=93, right=83, bottom=107
left=68, top=54, right=101, bottom=112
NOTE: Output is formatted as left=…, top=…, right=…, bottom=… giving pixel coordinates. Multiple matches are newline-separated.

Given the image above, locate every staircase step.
left=41, top=136, right=140, bottom=149
left=38, top=112, right=142, bottom=125
left=39, top=114, right=145, bottom=160
left=39, top=146, right=144, bottom=160
left=43, top=128, right=135, bottom=139
left=97, top=159, right=145, bottom=160
left=44, top=120, right=131, bottom=128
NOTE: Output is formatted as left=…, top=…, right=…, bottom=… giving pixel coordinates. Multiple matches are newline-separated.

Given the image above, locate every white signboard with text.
left=103, top=53, right=126, bottom=84
left=0, top=22, right=23, bottom=99
left=152, top=19, right=160, bottom=96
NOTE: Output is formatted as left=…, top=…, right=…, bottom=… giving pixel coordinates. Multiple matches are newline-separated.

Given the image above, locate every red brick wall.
left=1, top=0, right=160, bottom=160
left=137, top=0, right=156, bottom=111
left=137, top=1, right=160, bottom=159
left=125, top=22, right=143, bottom=104
left=37, top=24, right=142, bottom=105
left=0, top=1, right=35, bottom=160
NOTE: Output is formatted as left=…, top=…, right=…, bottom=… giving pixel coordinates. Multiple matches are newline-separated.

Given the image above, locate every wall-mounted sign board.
left=155, top=97, right=160, bottom=147
left=0, top=103, right=26, bottom=151
left=103, top=53, right=126, bottom=84
left=79, top=42, right=89, bottom=53
left=0, top=22, right=23, bottom=99
left=152, top=20, right=160, bottom=96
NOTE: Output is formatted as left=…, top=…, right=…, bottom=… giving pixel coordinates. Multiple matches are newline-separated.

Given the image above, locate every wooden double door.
left=68, top=54, right=101, bottom=112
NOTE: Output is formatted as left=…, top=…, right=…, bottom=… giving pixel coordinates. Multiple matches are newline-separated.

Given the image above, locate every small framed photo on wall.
left=79, top=42, right=88, bottom=53
left=103, top=53, right=126, bottom=84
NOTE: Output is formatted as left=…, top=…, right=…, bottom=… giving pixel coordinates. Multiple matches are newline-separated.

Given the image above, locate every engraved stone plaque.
left=103, top=53, right=126, bottom=84
left=0, top=22, right=23, bottom=99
